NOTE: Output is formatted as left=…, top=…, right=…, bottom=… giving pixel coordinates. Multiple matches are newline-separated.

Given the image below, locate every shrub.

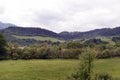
left=95, top=73, right=112, bottom=80
left=60, top=49, right=82, bottom=59
left=102, top=49, right=112, bottom=58
left=68, top=48, right=96, bottom=80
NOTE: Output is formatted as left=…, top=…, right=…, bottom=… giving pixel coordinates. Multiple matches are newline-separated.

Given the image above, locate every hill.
left=1, top=27, right=61, bottom=38
left=0, top=22, right=15, bottom=29
left=0, top=27, right=63, bottom=45
left=59, top=27, right=120, bottom=40
left=0, top=26, right=120, bottom=45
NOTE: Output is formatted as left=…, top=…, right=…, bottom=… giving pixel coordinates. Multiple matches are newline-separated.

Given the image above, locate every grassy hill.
left=0, top=58, right=119, bottom=80
left=13, top=35, right=64, bottom=42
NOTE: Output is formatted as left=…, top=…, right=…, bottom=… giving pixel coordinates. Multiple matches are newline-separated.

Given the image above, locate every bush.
left=97, top=49, right=115, bottom=59
left=68, top=48, right=96, bottom=80
left=95, top=73, right=112, bottom=80
left=60, top=49, right=82, bottom=59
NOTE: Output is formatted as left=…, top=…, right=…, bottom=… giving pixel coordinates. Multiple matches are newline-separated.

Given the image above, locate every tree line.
left=0, top=34, right=120, bottom=60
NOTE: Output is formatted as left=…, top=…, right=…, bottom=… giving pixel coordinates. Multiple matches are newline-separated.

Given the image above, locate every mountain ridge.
left=59, top=27, right=120, bottom=40
left=0, top=22, right=15, bottom=29
left=0, top=25, right=120, bottom=45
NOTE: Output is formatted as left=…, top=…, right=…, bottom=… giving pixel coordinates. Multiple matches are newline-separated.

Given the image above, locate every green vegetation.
left=0, top=58, right=119, bottom=80
left=5, top=41, right=120, bottom=60
left=13, top=35, right=64, bottom=42
left=0, top=34, right=7, bottom=59
left=68, top=48, right=96, bottom=80
left=0, top=32, right=120, bottom=80
left=95, top=36, right=115, bottom=45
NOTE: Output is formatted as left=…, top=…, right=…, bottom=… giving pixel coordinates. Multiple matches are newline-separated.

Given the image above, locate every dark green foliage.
left=7, top=43, right=24, bottom=59
left=5, top=40, right=120, bottom=60
left=9, top=38, right=61, bottom=46
left=112, top=37, right=120, bottom=42
left=66, top=41, right=83, bottom=49
left=95, top=73, right=112, bottom=80
left=101, top=49, right=113, bottom=58
left=0, top=34, right=7, bottom=59
left=60, top=49, right=82, bottom=59
left=59, top=41, right=83, bottom=59
left=84, top=38, right=108, bottom=46
left=96, top=44, right=120, bottom=59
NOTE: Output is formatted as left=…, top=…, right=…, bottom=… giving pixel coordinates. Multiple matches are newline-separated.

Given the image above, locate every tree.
left=68, top=48, right=96, bottom=80
left=67, top=48, right=113, bottom=80
left=0, top=34, right=7, bottom=59
left=66, top=41, right=83, bottom=49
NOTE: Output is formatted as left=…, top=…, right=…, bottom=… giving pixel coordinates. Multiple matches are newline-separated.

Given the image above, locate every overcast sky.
left=0, top=0, right=120, bottom=32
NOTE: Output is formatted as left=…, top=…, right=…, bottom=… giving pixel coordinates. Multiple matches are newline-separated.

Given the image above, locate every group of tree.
left=0, top=34, right=7, bottom=60
left=6, top=41, right=83, bottom=60
left=0, top=33, right=120, bottom=60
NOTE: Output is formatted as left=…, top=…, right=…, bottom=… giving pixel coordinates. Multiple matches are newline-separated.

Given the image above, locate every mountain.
left=59, top=27, right=120, bottom=40
left=1, top=26, right=61, bottom=38
left=0, top=25, right=120, bottom=45
left=0, top=26, right=62, bottom=45
left=0, top=22, right=15, bottom=29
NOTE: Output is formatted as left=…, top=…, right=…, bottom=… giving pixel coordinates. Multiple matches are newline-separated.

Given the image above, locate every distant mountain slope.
left=0, top=26, right=63, bottom=45
left=0, top=22, right=15, bottom=29
left=0, top=26, right=120, bottom=45
left=59, top=27, right=120, bottom=40
left=0, top=26, right=61, bottom=38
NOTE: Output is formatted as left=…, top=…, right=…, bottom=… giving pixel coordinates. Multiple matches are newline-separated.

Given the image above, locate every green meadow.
left=0, top=58, right=119, bottom=80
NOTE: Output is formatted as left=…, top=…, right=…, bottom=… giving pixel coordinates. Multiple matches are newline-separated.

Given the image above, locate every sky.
left=0, top=0, right=120, bottom=33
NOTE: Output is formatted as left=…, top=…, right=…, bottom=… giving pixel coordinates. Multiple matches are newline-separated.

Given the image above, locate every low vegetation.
left=0, top=58, right=119, bottom=80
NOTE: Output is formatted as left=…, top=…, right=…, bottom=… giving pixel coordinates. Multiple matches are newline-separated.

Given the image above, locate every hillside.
left=0, top=26, right=120, bottom=45
left=1, top=27, right=61, bottom=38
left=0, top=27, right=63, bottom=45
left=59, top=27, right=120, bottom=40
left=0, top=22, right=15, bottom=29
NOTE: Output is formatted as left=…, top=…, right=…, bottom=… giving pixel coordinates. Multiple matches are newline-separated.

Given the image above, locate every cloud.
left=0, top=0, right=120, bottom=32
left=34, top=10, right=64, bottom=25
left=0, top=6, right=4, bottom=14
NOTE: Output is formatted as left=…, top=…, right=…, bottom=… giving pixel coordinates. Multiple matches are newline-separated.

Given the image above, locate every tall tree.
left=68, top=48, right=96, bottom=80
left=0, top=34, right=7, bottom=59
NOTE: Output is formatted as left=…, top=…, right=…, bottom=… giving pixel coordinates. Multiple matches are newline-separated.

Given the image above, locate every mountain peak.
left=0, top=21, right=16, bottom=29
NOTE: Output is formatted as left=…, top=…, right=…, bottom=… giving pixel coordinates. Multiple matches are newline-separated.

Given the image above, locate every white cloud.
left=0, top=6, right=4, bottom=14
left=0, top=0, right=120, bottom=32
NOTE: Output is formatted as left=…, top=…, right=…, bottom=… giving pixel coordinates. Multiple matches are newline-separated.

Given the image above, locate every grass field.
left=0, top=58, right=119, bottom=80
left=13, top=35, right=64, bottom=42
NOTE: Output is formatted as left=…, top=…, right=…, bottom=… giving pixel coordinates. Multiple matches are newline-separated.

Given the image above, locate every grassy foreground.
left=0, top=58, right=119, bottom=80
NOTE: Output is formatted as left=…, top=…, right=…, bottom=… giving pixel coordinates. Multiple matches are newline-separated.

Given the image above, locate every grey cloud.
left=54, top=0, right=120, bottom=32
left=33, top=0, right=120, bottom=32
left=34, top=10, right=64, bottom=25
